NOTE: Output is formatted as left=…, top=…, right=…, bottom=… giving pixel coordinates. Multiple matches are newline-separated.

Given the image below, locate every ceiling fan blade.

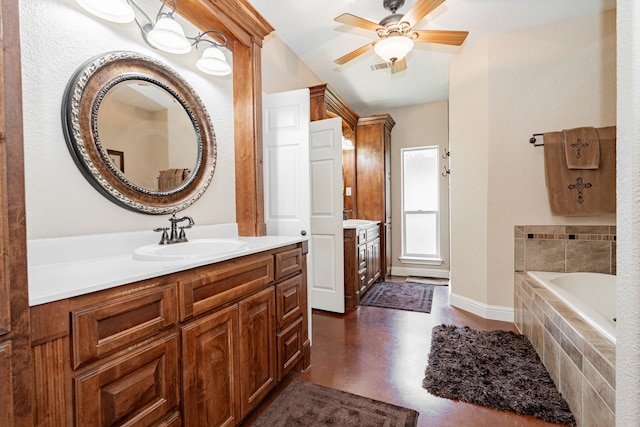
left=334, top=13, right=383, bottom=32
left=391, top=58, right=407, bottom=74
left=334, top=41, right=376, bottom=65
left=413, top=30, right=469, bottom=46
left=370, top=62, right=390, bottom=71
left=370, top=58, right=407, bottom=73
left=401, top=0, right=445, bottom=28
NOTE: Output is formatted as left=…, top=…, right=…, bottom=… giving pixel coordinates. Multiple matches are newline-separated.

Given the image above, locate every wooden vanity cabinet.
left=356, top=114, right=395, bottom=279
left=343, top=224, right=381, bottom=309
left=30, top=242, right=308, bottom=427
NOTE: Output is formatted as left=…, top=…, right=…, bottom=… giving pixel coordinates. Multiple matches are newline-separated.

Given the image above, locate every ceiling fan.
left=333, top=0, right=468, bottom=73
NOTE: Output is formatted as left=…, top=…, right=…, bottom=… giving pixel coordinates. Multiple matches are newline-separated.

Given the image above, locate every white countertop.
left=28, top=224, right=306, bottom=306
left=342, top=219, right=380, bottom=229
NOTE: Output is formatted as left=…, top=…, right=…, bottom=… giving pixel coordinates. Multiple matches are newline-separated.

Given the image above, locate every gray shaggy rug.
left=423, top=325, right=576, bottom=426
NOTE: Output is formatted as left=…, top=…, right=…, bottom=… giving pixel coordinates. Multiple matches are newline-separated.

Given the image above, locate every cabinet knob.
left=300, top=230, right=307, bottom=236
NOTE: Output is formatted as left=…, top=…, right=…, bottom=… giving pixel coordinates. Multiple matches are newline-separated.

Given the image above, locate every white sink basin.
left=133, top=238, right=250, bottom=261
left=343, top=219, right=378, bottom=228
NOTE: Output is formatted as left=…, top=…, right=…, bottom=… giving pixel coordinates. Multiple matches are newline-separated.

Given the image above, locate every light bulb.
left=196, top=46, right=232, bottom=76
left=146, top=16, right=192, bottom=54
left=76, top=0, right=135, bottom=23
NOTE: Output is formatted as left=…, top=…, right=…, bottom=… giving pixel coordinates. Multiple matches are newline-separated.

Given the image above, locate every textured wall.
left=260, top=34, right=323, bottom=94
left=615, top=0, right=640, bottom=423
left=387, top=100, right=451, bottom=278
left=449, top=11, right=616, bottom=314
left=21, top=0, right=235, bottom=238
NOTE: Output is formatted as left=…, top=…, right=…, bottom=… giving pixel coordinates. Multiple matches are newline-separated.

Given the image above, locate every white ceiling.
left=247, top=0, right=615, bottom=115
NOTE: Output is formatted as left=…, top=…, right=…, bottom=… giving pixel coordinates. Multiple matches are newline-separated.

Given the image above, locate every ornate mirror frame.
left=62, top=51, right=217, bottom=215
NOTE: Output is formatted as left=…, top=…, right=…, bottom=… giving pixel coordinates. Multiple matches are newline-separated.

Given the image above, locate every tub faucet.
left=154, top=213, right=195, bottom=245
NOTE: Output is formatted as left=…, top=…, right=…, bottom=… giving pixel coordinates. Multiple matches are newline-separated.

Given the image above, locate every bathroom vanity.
left=28, top=231, right=309, bottom=426
left=343, top=220, right=381, bottom=309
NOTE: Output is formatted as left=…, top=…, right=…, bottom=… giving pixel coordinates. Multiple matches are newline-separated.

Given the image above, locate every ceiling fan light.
left=75, top=0, right=135, bottom=23
left=196, top=46, right=232, bottom=76
left=146, top=16, right=192, bottom=54
left=374, top=36, right=414, bottom=63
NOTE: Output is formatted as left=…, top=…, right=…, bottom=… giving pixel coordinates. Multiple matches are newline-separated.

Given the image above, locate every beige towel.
left=543, top=126, right=615, bottom=216
left=562, top=127, right=600, bottom=169
left=158, top=168, right=189, bottom=191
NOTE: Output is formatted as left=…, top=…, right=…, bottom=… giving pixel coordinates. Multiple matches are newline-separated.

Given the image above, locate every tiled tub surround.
left=514, top=225, right=616, bottom=275
left=514, top=225, right=616, bottom=427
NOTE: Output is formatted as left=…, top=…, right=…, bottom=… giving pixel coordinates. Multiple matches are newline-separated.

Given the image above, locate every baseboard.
left=390, top=266, right=450, bottom=279
left=449, top=292, right=514, bottom=322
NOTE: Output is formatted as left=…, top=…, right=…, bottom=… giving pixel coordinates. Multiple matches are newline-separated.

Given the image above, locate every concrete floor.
left=242, top=280, right=569, bottom=427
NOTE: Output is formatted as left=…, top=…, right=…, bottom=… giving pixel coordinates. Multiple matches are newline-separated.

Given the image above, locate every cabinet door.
left=238, top=287, right=276, bottom=418
left=182, top=306, right=239, bottom=427
left=367, top=239, right=381, bottom=286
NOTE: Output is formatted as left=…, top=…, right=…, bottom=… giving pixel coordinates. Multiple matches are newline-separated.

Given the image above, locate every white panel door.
left=309, top=118, right=344, bottom=313
left=262, top=89, right=310, bottom=238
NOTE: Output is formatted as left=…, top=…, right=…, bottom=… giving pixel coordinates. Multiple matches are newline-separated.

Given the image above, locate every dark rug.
left=360, top=281, right=435, bottom=313
left=405, top=276, right=449, bottom=286
left=250, top=379, right=418, bottom=426
left=423, top=325, right=576, bottom=426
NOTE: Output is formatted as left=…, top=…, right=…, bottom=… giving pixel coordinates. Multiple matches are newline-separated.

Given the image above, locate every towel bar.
left=530, top=133, right=544, bottom=147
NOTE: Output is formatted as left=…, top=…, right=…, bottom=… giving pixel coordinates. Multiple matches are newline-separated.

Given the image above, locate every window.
left=401, top=146, right=440, bottom=262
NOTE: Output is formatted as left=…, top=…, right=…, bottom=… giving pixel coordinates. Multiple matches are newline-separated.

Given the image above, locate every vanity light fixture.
left=342, top=136, right=355, bottom=150
left=75, top=0, right=135, bottom=23
left=193, top=32, right=232, bottom=76
left=75, top=0, right=232, bottom=76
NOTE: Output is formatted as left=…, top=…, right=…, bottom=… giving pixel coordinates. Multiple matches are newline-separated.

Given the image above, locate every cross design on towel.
left=570, top=138, right=589, bottom=160
left=568, top=177, right=592, bottom=204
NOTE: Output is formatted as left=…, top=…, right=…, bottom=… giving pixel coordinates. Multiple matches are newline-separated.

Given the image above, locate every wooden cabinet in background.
left=343, top=223, right=381, bottom=309
left=30, top=243, right=309, bottom=427
left=356, top=114, right=395, bottom=278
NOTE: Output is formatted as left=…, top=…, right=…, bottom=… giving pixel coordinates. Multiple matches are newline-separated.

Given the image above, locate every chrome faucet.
left=343, top=209, right=353, bottom=220
left=154, top=213, right=195, bottom=245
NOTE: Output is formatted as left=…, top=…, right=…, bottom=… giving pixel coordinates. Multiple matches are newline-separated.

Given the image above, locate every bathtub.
left=527, top=271, right=616, bottom=344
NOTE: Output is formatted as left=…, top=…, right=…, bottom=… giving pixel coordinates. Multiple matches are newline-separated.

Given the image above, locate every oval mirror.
left=62, top=51, right=217, bottom=214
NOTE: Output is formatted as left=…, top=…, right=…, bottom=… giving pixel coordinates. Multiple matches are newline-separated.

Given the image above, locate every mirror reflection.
left=97, top=80, right=198, bottom=192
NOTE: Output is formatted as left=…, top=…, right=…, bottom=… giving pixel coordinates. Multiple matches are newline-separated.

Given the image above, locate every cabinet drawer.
left=275, top=248, right=303, bottom=281
left=178, top=254, right=273, bottom=321
left=357, top=229, right=367, bottom=245
left=276, top=317, right=303, bottom=381
left=366, top=225, right=380, bottom=240
left=73, top=333, right=179, bottom=427
left=275, top=275, right=303, bottom=329
left=71, top=285, right=177, bottom=368
left=158, top=412, right=181, bottom=427
left=358, top=245, right=367, bottom=270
